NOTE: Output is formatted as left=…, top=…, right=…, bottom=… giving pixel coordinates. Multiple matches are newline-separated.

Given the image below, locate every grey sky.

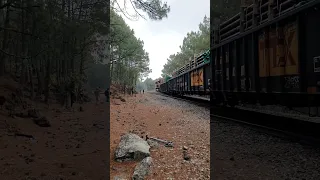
left=117, top=0, right=210, bottom=79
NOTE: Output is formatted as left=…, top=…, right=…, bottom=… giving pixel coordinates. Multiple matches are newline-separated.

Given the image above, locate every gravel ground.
left=213, top=118, right=320, bottom=180
left=111, top=91, right=320, bottom=180
left=110, top=92, right=210, bottom=180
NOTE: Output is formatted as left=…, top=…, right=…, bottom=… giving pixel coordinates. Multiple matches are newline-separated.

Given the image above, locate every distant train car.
left=158, top=76, right=169, bottom=93
left=155, top=78, right=163, bottom=91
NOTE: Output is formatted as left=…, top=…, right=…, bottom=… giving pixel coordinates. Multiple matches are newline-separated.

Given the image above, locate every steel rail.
left=211, top=113, right=320, bottom=147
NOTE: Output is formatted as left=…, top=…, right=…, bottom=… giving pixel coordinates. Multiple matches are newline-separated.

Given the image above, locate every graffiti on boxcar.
left=282, top=29, right=296, bottom=66
left=275, top=23, right=298, bottom=75
left=191, top=69, right=204, bottom=86
left=191, top=71, right=195, bottom=86
left=259, top=21, right=299, bottom=77
left=198, top=69, right=203, bottom=86
left=284, top=76, right=300, bottom=89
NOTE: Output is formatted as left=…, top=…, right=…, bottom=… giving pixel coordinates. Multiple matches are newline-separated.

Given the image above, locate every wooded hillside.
left=0, top=0, right=170, bottom=107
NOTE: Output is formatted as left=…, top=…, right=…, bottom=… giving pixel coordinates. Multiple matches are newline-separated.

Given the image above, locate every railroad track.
left=151, top=91, right=210, bottom=108
left=211, top=106, right=320, bottom=147
left=154, top=91, right=320, bottom=147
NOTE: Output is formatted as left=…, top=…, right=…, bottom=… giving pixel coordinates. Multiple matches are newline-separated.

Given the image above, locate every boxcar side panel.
left=219, top=48, right=223, bottom=91
left=304, top=9, right=320, bottom=94
left=258, top=19, right=300, bottom=93
left=211, top=49, right=217, bottom=91
left=246, top=34, right=255, bottom=92
left=230, top=41, right=237, bottom=91
left=235, top=40, right=242, bottom=92
left=190, top=71, right=194, bottom=87
left=180, top=75, right=183, bottom=91
left=215, top=48, right=222, bottom=91
left=269, top=26, right=282, bottom=92
left=224, top=46, right=230, bottom=91
left=239, top=38, right=246, bottom=92
left=199, top=68, right=205, bottom=91
left=258, top=30, right=270, bottom=92
left=221, top=46, right=226, bottom=91
left=191, top=68, right=204, bottom=87
left=186, top=73, right=189, bottom=91
left=212, top=50, right=217, bottom=91
left=199, top=68, right=204, bottom=87
left=204, top=64, right=211, bottom=91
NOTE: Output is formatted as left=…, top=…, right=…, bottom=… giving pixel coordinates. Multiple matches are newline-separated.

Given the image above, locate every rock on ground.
left=114, top=175, right=127, bottom=180
left=115, top=133, right=150, bottom=162
left=146, top=139, right=159, bottom=149
left=132, top=157, right=153, bottom=180
left=33, top=116, right=51, bottom=127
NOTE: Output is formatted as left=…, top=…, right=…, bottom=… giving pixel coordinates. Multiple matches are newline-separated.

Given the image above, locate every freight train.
left=158, top=50, right=211, bottom=99
left=155, top=78, right=164, bottom=91
left=158, top=0, right=320, bottom=108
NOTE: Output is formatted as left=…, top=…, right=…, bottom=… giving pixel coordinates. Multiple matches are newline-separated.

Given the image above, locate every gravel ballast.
left=154, top=92, right=320, bottom=180
left=212, top=113, right=320, bottom=180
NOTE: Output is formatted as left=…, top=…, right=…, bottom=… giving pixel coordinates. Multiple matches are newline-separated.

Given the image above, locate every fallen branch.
left=14, top=133, right=34, bottom=139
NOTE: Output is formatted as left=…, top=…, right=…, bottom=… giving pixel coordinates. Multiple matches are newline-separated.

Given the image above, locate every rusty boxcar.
left=211, top=0, right=320, bottom=107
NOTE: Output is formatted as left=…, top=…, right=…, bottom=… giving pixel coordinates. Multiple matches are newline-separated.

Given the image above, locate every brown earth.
left=110, top=92, right=210, bottom=180
left=0, top=76, right=210, bottom=180
left=0, top=78, right=109, bottom=180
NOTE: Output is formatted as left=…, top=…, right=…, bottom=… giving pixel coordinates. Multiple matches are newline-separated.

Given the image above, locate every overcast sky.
left=116, top=0, right=210, bottom=80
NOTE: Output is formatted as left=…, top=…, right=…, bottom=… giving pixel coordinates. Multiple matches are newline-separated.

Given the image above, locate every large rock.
left=115, top=133, right=150, bottom=162
left=132, top=157, right=153, bottom=180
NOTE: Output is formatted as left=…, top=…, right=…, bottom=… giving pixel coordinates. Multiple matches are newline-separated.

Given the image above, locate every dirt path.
left=110, top=92, right=210, bottom=180
left=0, top=102, right=109, bottom=180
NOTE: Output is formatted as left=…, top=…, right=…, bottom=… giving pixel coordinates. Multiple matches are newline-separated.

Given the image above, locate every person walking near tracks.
left=104, top=88, right=110, bottom=103
left=94, top=87, right=100, bottom=105
left=143, top=89, right=144, bottom=94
